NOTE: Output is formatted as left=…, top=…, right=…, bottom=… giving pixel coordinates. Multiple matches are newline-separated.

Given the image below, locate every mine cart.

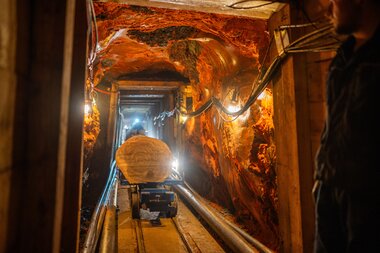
left=116, top=135, right=182, bottom=220
left=123, top=175, right=182, bottom=219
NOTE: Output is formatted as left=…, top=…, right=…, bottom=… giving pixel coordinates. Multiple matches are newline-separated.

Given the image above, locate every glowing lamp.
left=172, top=159, right=178, bottom=169
left=84, top=100, right=92, bottom=115
left=180, top=115, right=188, bottom=124
left=257, top=89, right=268, bottom=100
left=227, top=104, right=241, bottom=113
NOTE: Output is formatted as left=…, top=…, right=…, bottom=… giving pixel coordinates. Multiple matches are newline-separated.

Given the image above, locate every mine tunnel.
left=1, top=0, right=341, bottom=253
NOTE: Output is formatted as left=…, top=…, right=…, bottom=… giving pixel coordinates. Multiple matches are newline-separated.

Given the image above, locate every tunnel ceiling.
left=119, top=92, right=164, bottom=116
left=92, top=1, right=281, bottom=89
left=98, top=0, right=284, bottom=19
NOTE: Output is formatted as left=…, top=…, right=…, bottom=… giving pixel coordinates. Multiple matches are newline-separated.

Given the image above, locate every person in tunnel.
left=313, top=0, right=380, bottom=252
left=124, top=121, right=146, bottom=141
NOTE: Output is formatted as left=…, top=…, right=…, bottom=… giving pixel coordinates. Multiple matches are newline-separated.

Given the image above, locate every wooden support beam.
left=3, top=0, right=86, bottom=252
left=270, top=3, right=332, bottom=252
left=60, top=0, right=87, bottom=252
left=0, top=0, right=17, bottom=251
left=117, top=80, right=183, bottom=90
left=269, top=5, right=304, bottom=253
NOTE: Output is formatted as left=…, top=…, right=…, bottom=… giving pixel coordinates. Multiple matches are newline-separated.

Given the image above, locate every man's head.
left=328, top=0, right=380, bottom=35
left=328, top=0, right=362, bottom=34
left=131, top=122, right=145, bottom=135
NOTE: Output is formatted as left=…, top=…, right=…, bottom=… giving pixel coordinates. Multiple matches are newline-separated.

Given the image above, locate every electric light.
left=257, top=89, right=267, bottom=100
left=180, top=115, right=188, bottom=124
left=171, top=158, right=180, bottom=175
left=84, top=104, right=90, bottom=114
left=84, top=100, right=92, bottom=115
left=227, top=104, right=241, bottom=113
left=172, top=158, right=178, bottom=169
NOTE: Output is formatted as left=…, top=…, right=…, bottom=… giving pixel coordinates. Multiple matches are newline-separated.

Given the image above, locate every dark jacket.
left=315, top=26, right=380, bottom=192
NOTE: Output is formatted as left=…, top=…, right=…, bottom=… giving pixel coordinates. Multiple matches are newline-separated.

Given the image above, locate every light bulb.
left=84, top=103, right=91, bottom=115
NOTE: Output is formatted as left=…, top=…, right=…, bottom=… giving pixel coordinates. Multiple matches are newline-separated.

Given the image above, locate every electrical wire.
left=154, top=23, right=341, bottom=124
left=86, top=0, right=101, bottom=101
left=90, top=1, right=99, bottom=53
left=94, top=86, right=117, bottom=95
left=289, top=0, right=341, bottom=44
left=227, top=0, right=275, bottom=9
left=250, top=34, right=274, bottom=96
left=87, top=0, right=99, bottom=66
left=215, top=88, right=242, bottom=122
left=278, top=22, right=321, bottom=29
left=215, top=107, right=241, bottom=122
left=181, top=99, right=214, bottom=118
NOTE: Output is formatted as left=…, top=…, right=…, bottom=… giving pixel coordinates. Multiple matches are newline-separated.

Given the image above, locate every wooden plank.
left=11, top=1, right=67, bottom=251
left=269, top=5, right=304, bottom=253
left=0, top=0, right=17, bottom=251
left=4, top=0, right=32, bottom=250
left=59, top=0, right=87, bottom=252
left=270, top=5, right=334, bottom=252
left=118, top=80, right=184, bottom=90
left=5, top=0, right=85, bottom=252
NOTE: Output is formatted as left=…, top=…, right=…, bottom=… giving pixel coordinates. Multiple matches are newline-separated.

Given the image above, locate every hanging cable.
left=227, top=0, right=275, bottom=9
left=93, top=86, right=117, bottom=95
left=154, top=23, right=341, bottom=124
left=86, top=0, right=100, bottom=101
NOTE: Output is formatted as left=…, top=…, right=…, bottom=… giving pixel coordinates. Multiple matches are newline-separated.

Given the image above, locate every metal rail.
left=172, top=217, right=200, bottom=253
left=82, top=160, right=117, bottom=253
left=174, top=184, right=274, bottom=253
left=133, top=220, right=146, bottom=253
left=132, top=216, right=193, bottom=253
left=99, top=175, right=118, bottom=253
left=183, top=183, right=274, bottom=253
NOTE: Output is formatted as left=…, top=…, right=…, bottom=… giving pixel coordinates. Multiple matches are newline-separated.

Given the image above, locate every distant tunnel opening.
left=118, top=83, right=180, bottom=152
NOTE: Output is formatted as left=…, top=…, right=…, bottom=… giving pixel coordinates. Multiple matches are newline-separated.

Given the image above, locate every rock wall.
left=91, top=2, right=279, bottom=250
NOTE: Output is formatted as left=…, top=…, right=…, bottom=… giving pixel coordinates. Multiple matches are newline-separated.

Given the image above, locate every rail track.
left=132, top=217, right=189, bottom=253
left=82, top=163, right=273, bottom=253
left=118, top=184, right=225, bottom=253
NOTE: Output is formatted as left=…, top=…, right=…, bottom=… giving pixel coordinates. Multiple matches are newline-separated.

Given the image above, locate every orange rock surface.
left=91, top=2, right=279, bottom=250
